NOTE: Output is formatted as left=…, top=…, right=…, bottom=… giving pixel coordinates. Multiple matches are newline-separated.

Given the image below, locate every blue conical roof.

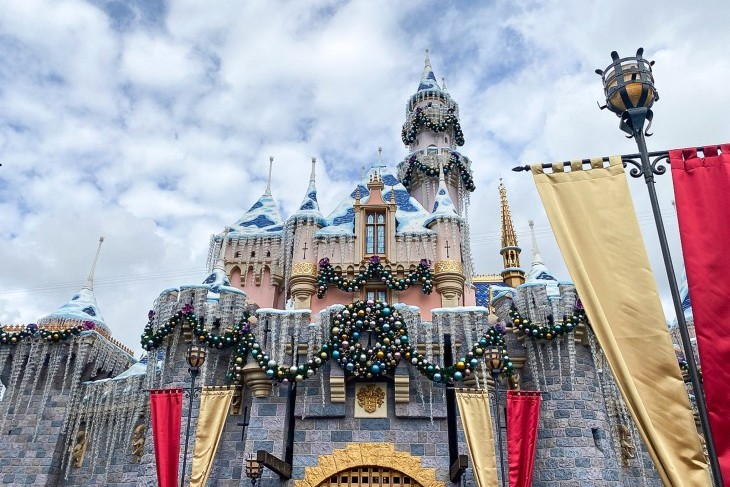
left=417, top=51, right=441, bottom=92
left=230, top=192, right=284, bottom=236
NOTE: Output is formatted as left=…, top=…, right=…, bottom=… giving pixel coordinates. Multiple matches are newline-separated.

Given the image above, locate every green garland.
left=193, top=310, right=252, bottom=349
left=226, top=300, right=512, bottom=384
left=401, top=107, right=465, bottom=146
left=140, top=304, right=197, bottom=351
left=401, top=152, right=475, bottom=192
left=316, top=256, right=433, bottom=299
left=509, top=306, right=586, bottom=340
left=0, top=321, right=90, bottom=345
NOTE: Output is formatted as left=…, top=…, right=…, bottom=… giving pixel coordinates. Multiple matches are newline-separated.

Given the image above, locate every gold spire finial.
left=499, top=181, right=525, bottom=287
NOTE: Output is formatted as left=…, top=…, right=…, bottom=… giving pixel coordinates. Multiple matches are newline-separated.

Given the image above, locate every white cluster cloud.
left=1, top=0, right=728, bottom=355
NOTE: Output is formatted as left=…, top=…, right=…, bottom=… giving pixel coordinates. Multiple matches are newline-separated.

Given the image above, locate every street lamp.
left=245, top=454, right=263, bottom=487
left=597, top=48, right=723, bottom=486
left=488, top=347, right=506, bottom=487
left=180, top=343, right=207, bottom=487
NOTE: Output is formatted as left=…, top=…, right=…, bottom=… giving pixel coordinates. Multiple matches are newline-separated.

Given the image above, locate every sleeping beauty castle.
left=0, top=54, right=668, bottom=486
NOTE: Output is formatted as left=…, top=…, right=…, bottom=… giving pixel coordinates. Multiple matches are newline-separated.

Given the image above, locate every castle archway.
left=296, top=443, right=444, bottom=487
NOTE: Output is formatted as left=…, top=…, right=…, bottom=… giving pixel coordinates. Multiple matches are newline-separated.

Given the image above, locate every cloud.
left=1, top=0, right=728, bottom=355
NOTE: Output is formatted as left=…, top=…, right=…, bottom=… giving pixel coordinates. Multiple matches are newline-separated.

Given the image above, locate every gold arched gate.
left=318, top=466, right=422, bottom=487
left=296, top=443, right=443, bottom=487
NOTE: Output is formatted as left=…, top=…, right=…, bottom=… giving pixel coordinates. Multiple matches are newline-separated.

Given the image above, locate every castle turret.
left=398, top=50, right=475, bottom=214
left=289, top=157, right=326, bottom=308
left=499, top=181, right=526, bottom=287
left=426, top=163, right=465, bottom=306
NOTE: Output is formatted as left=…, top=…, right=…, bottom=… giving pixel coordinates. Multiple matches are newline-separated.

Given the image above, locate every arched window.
left=365, top=211, right=386, bottom=255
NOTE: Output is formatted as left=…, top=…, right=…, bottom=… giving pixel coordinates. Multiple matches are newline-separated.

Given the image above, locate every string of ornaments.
left=0, top=321, right=96, bottom=345
left=401, top=106, right=465, bottom=146
left=316, top=256, right=433, bottom=299
left=140, top=300, right=512, bottom=385
left=509, top=306, right=587, bottom=340
left=401, top=152, right=476, bottom=192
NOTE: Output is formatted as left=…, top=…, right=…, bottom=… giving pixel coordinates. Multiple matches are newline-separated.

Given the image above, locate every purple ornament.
left=368, top=255, right=381, bottom=266
left=26, top=323, right=39, bottom=333
left=82, top=321, right=96, bottom=331
left=319, top=257, right=330, bottom=268
left=419, top=258, right=431, bottom=268
left=182, top=304, right=195, bottom=315
left=148, top=310, right=155, bottom=321
left=576, top=298, right=584, bottom=310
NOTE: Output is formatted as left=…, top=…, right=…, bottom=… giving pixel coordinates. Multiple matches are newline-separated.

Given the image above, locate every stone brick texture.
left=0, top=323, right=673, bottom=486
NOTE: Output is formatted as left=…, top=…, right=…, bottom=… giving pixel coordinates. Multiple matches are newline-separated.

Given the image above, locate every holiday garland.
left=316, top=256, right=433, bottom=299
left=0, top=321, right=94, bottom=345
left=225, top=299, right=512, bottom=384
left=401, top=107, right=465, bottom=146
left=401, top=152, right=476, bottom=192
left=140, top=304, right=197, bottom=351
left=509, top=306, right=587, bottom=340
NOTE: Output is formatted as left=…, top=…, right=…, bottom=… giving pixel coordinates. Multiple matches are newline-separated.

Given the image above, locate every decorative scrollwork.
left=651, top=154, right=669, bottom=176
left=622, top=158, right=644, bottom=178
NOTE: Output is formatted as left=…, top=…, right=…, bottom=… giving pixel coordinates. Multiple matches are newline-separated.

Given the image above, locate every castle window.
left=266, top=250, right=271, bottom=257
left=445, top=136, right=448, bottom=143
left=250, top=251, right=256, bottom=258
left=365, top=289, right=387, bottom=303
left=365, top=211, right=386, bottom=255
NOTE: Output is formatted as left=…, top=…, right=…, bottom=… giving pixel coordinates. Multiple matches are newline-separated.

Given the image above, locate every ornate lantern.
left=186, top=343, right=207, bottom=369
left=596, top=48, right=658, bottom=115
left=245, top=454, right=263, bottom=486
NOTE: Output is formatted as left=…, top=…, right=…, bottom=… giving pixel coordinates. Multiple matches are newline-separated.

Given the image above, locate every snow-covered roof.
left=229, top=192, right=284, bottom=236
left=181, top=268, right=246, bottom=299
left=38, top=287, right=109, bottom=334
left=316, top=165, right=433, bottom=237
left=424, top=169, right=461, bottom=227
left=290, top=170, right=326, bottom=226
left=418, top=52, right=441, bottom=92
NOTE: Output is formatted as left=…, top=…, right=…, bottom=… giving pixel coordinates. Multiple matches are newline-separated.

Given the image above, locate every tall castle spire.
left=83, top=236, right=105, bottom=291
left=499, top=181, right=525, bottom=287
left=398, top=50, right=474, bottom=217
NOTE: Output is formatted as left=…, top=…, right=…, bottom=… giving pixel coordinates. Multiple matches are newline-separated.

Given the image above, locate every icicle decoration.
left=546, top=341, right=555, bottom=370
left=556, top=335, right=563, bottom=377
left=526, top=341, right=541, bottom=391
left=33, top=347, right=63, bottom=441
left=567, top=331, right=576, bottom=390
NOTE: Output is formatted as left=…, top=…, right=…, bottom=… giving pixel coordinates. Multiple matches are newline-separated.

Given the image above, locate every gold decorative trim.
left=356, top=384, right=386, bottom=414
left=292, top=262, right=318, bottom=276
left=295, top=443, right=445, bottom=487
left=434, top=260, right=462, bottom=274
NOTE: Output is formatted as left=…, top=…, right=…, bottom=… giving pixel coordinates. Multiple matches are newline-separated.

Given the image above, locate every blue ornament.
left=400, top=335, right=408, bottom=344
left=332, top=350, right=340, bottom=360
left=382, top=324, right=390, bottom=332
left=265, top=369, right=275, bottom=378
left=382, top=307, right=391, bottom=316
left=346, top=363, right=355, bottom=371
left=433, top=373, right=442, bottom=383
left=453, top=371, right=463, bottom=381
left=352, top=331, right=361, bottom=340
left=479, top=338, right=487, bottom=347
left=371, top=364, right=381, bottom=374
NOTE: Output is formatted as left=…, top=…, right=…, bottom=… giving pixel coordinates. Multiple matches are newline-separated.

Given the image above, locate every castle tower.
left=426, top=163, right=466, bottom=306
left=289, top=156, right=326, bottom=309
left=397, top=50, right=475, bottom=215
left=499, top=181, right=526, bottom=287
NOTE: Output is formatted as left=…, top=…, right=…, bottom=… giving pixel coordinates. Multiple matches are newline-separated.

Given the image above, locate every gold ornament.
left=356, top=384, right=386, bottom=413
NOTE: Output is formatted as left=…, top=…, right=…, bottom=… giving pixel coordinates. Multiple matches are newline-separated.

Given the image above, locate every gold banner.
left=189, top=387, right=235, bottom=487
left=532, top=157, right=710, bottom=486
left=456, top=390, right=499, bottom=487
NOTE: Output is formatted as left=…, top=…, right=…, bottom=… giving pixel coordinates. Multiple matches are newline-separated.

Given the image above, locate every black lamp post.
left=596, top=48, right=723, bottom=486
left=245, top=454, right=263, bottom=487
left=180, top=343, right=207, bottom=487
left=489, top=347, right=506, bottom=487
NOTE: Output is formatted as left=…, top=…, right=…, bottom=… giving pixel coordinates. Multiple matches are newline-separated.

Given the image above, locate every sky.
left=1, top=0, right=729, bottom=356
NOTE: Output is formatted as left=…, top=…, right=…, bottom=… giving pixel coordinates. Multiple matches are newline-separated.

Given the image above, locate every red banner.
left=671, top=145, right=730, bottom=482
left=506, top=390, right=540, bottom=487
left=150, top=389, right=183, bottom=487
